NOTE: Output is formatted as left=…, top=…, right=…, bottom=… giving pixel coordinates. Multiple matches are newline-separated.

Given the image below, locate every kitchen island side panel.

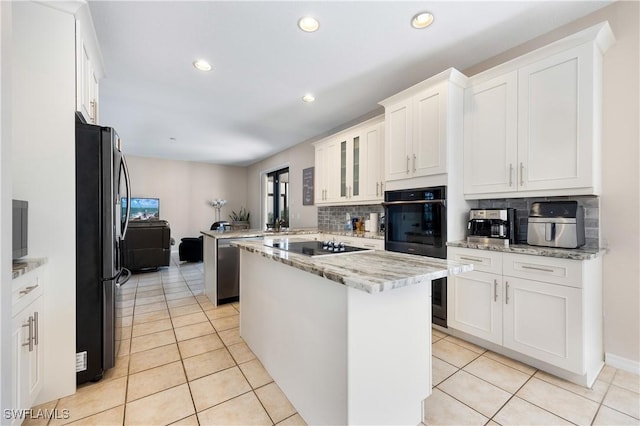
left=239, top=249, right=432, bottom=425
left=347, top=284, right=431, bottom=425
left=240, top=250, right=348, bottom=425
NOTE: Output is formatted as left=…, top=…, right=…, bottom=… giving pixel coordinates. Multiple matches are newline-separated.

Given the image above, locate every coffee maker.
left=467, top=208, right=516, bottom=246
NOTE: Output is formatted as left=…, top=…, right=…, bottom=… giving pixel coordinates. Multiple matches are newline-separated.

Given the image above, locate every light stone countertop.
left=233, top=237, right=473, bottom=294
left=447, top=240, right=605, bottom=260
left=201, top=228, right=319, bottom=240
left=12, top=257, right=48, bottom=279
left=321, top=230, right=385, bottom=240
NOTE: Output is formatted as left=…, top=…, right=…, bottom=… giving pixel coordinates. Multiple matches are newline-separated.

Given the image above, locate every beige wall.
left=126, top=156, right=248, bottom=243
left=465, top=1, right=640, bottom=366
left=246, top=140, right=317, bottom=230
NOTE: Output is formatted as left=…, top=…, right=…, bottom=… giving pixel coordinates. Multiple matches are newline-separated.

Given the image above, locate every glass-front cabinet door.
left=339, top=133, right=361, bottom=201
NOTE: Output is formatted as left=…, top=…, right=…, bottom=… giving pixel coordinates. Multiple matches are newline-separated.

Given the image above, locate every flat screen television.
left=13, top=200, right=28, bottom=260
left=122, top=197, right=160, bottom=221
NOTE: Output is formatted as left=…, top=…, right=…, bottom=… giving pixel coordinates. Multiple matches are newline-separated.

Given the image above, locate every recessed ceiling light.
left=193, top=59, right=212, bottom=71
left=411, top=12, right=434, bottom=29
left=302, top=94, right=315, bottom=103
left=298, top=16, right=319, bottom=32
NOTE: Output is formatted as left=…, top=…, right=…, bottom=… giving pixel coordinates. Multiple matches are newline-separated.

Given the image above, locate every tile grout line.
left=163, top=264, right=200, bottom=425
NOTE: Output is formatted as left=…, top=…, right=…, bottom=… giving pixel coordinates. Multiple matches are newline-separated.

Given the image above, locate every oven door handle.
left=382, top=199, right=446, bottom=207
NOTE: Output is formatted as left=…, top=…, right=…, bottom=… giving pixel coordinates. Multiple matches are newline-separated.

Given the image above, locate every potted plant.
left=229, top=207, right=250, bottom=230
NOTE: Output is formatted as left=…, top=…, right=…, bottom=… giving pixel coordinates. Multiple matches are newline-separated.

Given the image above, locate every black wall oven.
left=383, top=186, right=447, bottom=327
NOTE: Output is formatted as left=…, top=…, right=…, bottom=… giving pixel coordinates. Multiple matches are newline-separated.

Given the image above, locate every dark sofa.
left=120, top=220, right=171, bottom=271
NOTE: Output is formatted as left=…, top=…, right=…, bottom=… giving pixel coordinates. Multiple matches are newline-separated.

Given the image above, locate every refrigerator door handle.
left=115, top=268, right=132, bottom=288
left=120, top=156, right=131, bottom=240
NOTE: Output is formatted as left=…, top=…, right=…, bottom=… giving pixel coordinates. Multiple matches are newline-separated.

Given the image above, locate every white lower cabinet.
left=448, top=247, right=601, bottom=384
left=502, top=276, right=582, bottom=372
left=448, top=270, right=503, bottom=345
left=11, top=268, right=45, bottom=425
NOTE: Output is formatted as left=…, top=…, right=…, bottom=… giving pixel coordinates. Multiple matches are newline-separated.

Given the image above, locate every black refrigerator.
left=75, top=113, right=131, bottom=384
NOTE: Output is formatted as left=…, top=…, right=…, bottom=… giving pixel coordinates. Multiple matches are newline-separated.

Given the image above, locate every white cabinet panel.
left=448, top=271, right=502, bottom=345
left=463, top=23, right=613, bottom=199
left=314, top=117, right=384, bottom=205
left=381, top=69, right=465, bottom=184
left=11, top=293, right=44, bottom=422
left=385, top=103, right=412, bottom=181
left=361, top=123, right=384, bottom=200
left=448, top=246, right=503, bottom=275
left=448, top=247, right=601, bottom=383
left=414, top=87, right=446, bottom=176
left=503, top=277, right=582, bottom=373
left=75, top=18, right=101, bottom=124
left=518, top=44, right=594, bottom=191
left=463, top=72, right=518, bottom=194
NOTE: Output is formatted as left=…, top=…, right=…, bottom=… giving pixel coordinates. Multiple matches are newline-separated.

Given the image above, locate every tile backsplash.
left=318, top=204, right=384, bottom=232
left=477, top=196, right=600, bottom=248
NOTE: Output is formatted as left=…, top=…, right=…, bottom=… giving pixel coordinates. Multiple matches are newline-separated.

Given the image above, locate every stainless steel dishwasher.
left=216, top=237, right=261, bottom=305
left=216, top=238, right=240, bottom=304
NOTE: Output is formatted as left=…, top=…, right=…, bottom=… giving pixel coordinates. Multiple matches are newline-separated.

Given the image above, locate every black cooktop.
left=264, top=240, right=372, bottom=257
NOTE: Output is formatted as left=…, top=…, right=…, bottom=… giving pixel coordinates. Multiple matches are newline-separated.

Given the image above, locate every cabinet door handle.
left=520, top=162, right=524, bottom=186
left=521, top=265, right=555, bottom=273
left=22, top=316, right=34, bottom=352
left=19, top=284, right=39, bottom=295
left=505, top=282, right=510, bottom=305
left=494, top=280, right=498, bottom=302
left=380, top=182, right=383, bottom=194
left=406, top=156, right=410, bottom=173
left=34, top=311, right=39, bottom=346
left=459, top=256, right=483, bottom=263
left=509, top=163, right=514, bottom=187
left=90, top=99, right=97, bottom=123
left=413, top=153, right=417, bottom=172
left=376, top=182, right=379, bottom=197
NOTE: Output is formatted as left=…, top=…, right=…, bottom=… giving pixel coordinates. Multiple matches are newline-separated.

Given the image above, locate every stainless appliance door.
left=217, top=239, right=240, bottom=304
left=101, top=127, right=118, bottom=371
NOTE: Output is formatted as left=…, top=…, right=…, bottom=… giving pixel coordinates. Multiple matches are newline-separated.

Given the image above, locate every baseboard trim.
left=605, top=353, right=640, bottom=374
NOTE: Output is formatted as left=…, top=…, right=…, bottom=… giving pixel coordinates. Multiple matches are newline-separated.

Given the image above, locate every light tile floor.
left=25, top=256, right=640, bottom=426
left=26, top=255, right=306, bottom=426
left=424, top=329, right=640, bottom=426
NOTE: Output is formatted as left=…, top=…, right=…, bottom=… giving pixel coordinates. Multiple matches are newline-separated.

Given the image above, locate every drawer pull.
left=19, top=284, right=39, bottom=295
left=363, top=244, right=376, bottom=248
left=521, top=265, right=555, bottom=273
left=494, top=279, right=498, bottom=302
left=459, top=256, right=483, bottom=263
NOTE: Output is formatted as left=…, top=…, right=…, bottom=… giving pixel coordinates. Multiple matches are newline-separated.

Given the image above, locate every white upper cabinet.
left=381, top=69, right=465, bottom=182
left=463, top=22, right=615, bottom=199
left=75, top=6, right=104, bottom=124
left=463, top=72, right=518, bottom=194
left=517, top=45, right=595, bottom=192
left=314, top=116, right=384, bottom=205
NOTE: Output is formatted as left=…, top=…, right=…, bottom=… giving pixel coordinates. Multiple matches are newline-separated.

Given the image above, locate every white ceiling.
left=89, top=1, right=612, bottom=166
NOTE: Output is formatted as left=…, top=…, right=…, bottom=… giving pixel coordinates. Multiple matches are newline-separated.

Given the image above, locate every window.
left=266, top=167, right=289, bottom=228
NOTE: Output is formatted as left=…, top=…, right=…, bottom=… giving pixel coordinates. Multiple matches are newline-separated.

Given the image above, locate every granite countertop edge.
left=447, top=241, right=605, bottom=260
left=201, top=228, right=384, bottom=241
left=12, top=257, right=48, bottom=280
left=233, top=238, right=473, bottom=294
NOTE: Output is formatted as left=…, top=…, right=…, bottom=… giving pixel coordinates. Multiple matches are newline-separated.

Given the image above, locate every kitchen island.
left=233, top=237, right=472, bottom=426
left=200, top=228, right=319, bottom=305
